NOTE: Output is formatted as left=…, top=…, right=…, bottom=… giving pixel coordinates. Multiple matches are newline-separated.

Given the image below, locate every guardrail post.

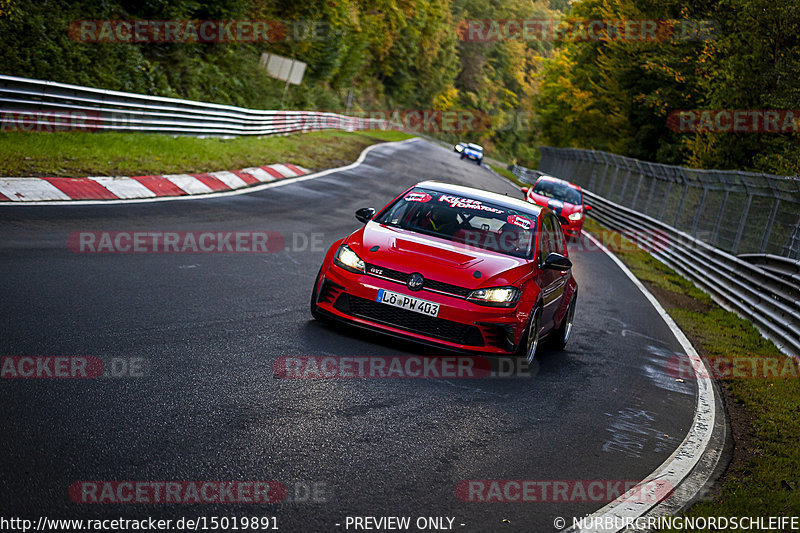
left=658, top=167, right=677, bottom=222
left=711, top=189, right=730, bottom=247
left=673, top=169, right=690, bottom=228
left=589, top=152, right=602, bottom=191
left=643, top=163, right=659, bottom=214
left=630, top=161, right=646, bottom=210
left=731, top=192, right=753, bottom=254
left=591, top=152, right=610, bottom=192
left=659, top=181, right=673, bottom=221
left=784, top=220, right=800, bottom=258
left=690, top=186, right=709, bottom=237
left=598, top=157, right=616, bottom=194
left=606, top=160, right=623, bottom=199
left=760, top=197, right=781, bottom=253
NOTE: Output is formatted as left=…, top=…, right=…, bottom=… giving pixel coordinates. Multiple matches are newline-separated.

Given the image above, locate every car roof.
left=466, top=143, right=483, bottom=149
left=535, top=175, right=582, bottom=192
left=414, top=181, right=543, bottom=216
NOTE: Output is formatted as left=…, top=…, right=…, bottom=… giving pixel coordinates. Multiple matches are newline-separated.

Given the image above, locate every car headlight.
left=333, top=244, right=365, bottom=273
left=467, top=286, right=521, bottom=307
left=568, top=211, right=583, bottom=221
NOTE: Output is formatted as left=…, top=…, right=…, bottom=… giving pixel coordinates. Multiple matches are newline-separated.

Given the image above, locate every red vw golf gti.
left=521, top=175, right=591, bottom=240
left=310, top=182, right=578, bottom=363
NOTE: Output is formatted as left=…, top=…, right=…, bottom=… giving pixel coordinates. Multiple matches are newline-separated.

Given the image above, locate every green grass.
left=582, top=217, right=800, bottom=525
left=0, top=129, right=414, bottom=178
left=488, top=163, right=526, bottom=188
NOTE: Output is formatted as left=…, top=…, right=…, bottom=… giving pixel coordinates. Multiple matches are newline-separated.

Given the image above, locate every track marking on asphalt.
left=0, top=178, right=72, bottom=201
left=562, top=231, right=719, bottom=533
left=88, top=176, right=156, bottom=199
left=0, top=138, right=422, bottom=206
left=437, top=379, right=511, bottom=399
left=165, top=174, right=215, bottom=194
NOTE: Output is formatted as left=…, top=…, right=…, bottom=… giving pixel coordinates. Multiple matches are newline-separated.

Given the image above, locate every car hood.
left=346, top=223, right=532, bottom=289
left=528, top=193, right=581, bottom=215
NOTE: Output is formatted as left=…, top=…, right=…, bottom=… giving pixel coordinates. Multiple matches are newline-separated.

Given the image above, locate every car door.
left=539, top=214, right=569, bottom=331
left=548, top=214, right=570, bottom=320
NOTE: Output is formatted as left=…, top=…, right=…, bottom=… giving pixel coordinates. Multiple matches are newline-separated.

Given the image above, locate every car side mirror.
left=585, top=204, right=592, bottom=211
left=520, top=187, right=529, bottom=195
left=355, top=207, right=376, bottom=224
left=543, top=252, right=572, bottom=271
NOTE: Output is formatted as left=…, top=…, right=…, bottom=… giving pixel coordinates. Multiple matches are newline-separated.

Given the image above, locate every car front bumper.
left=561, top=218, right=584, bottom=238
left=314, top=264, right=528, bottom=354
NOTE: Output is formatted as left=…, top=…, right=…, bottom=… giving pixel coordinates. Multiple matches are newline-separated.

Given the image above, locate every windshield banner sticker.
left=438, top=195, right=504, bottom=214
left=404, top=192, right=432, bottom=203
left=506, top=214, right=532, bottom=230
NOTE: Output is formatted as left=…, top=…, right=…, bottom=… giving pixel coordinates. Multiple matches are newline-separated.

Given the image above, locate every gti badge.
left=407, top=272, right=425, bottom=291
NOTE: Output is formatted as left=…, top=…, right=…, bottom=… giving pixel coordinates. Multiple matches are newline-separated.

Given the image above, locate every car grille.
left=364, top=263, right=472, bottom=298
left=318, top=280, right=344, bottom=304
left=478, top=322, right=516, bottom=352
left=333, top=294, right=484, bottom=346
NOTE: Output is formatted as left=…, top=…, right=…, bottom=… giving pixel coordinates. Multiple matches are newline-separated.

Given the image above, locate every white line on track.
left=564, top=231, right=719, bottom=533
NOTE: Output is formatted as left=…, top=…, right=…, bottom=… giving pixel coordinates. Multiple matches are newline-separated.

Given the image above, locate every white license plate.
left=376, top=289, right=440, bottom=317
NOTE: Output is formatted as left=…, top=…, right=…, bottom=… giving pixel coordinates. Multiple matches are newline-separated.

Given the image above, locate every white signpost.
left=259, top=53, right=307, bottom=107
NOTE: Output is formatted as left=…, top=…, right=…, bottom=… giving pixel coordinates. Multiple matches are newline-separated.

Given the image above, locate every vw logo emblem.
left=407, top=272, right=424, bottom=291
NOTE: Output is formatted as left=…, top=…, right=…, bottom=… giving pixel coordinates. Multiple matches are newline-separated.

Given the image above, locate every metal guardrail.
left=738, top=254, right=800, bottom=286
left=534, top=147, right=800, bottom=259
left=512, top=159, right=800, bottom=357
left=0, top=75, right=385, bottom=136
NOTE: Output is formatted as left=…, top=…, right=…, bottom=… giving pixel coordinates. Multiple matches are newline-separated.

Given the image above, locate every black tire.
left=476, top=158, right=482, bottom=165
left=516, top=306, right=541, bottom=366
left=552, top=290, right=577, bottom=350
left=310, top=268, right=324, bottom=321
left=460, top=153, right=466, bottom=160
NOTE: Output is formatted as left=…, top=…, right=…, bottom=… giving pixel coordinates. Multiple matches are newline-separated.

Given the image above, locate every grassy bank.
left=0, top=130, right=413, bottom=178
left=581, top=217, right=800, bottom=523
left=488, top=163, right=525, bottom=188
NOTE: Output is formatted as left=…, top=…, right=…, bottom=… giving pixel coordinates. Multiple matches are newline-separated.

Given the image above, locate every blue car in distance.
left=460, top=143, right=483, bottom=165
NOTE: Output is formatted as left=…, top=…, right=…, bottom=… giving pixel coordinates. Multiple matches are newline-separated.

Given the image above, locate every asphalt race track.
left=0, top=139, right=698, bottom=532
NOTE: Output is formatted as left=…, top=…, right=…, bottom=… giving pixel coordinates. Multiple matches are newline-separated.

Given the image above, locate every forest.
left=1, top=0, right=797, bottom=173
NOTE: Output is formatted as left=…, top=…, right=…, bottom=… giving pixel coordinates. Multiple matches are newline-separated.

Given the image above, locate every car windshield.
left=532, top=179, right=581, bottom=205
left=375, top=188, right=537, bottom=259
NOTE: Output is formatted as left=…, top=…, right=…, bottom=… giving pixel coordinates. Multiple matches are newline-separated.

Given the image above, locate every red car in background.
left=310, top=181, right=578, bottom=364
left=521, top=175, right=592, bottom=240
